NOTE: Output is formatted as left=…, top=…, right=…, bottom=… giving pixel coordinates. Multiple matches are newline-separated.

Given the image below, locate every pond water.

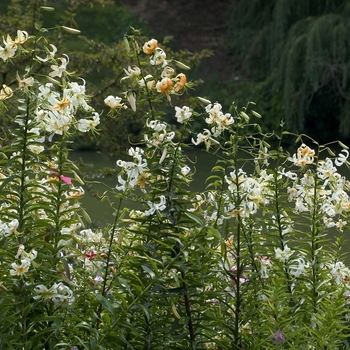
left=69, top=148, right=219, bottom=226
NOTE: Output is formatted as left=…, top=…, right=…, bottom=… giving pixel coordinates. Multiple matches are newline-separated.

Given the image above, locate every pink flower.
left=49, top=171, right=72, bottom=185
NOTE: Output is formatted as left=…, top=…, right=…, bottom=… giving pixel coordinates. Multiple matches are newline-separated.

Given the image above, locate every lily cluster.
left=105, top=35, right=350, bottom=346
left=0, top=29, right=103, bottom=322
left=104, top=37, right=189, bottom=114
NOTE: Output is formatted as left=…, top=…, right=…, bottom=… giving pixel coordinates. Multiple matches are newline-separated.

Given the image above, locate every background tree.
left=228, top=0, right=350, bottom=141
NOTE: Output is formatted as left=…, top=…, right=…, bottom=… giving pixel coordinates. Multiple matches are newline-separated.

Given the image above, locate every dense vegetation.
left=1, top=1, right=350, bottom=349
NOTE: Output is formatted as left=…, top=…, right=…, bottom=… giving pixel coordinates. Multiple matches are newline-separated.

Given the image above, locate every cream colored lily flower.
left=288, top=143, right=315, bottom=166
left=121, top=65, right=141, bottom=82
left=4, top=30, right=28, bottom=47
left=16, top=72, right=34, bottom=88
left=161, top=66, right=175, bottom=78
left=0, top=85, right=13, bottom=100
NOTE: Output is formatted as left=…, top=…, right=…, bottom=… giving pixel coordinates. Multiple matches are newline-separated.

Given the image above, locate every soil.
left=120, top=0, right=236, bottom=82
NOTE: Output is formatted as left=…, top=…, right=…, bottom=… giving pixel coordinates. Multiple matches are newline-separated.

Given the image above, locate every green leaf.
left=96, top=294, right=116, bottom=316
left=141, top=264, right=155, bottom=279
left=211, top=165, right=225, bottom=173
left=207, top=226, right=221, bottom=239
left=183, top=212, right=204, bottom=226
left=101, top=313, right=111, bottom=327
left=22, top=304, right=32, bottom=318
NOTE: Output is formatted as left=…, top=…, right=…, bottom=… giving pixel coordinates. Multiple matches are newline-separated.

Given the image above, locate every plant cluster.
left=0, top=0, right=210, bottom=154
left=2, top=9, right=350, bottom=350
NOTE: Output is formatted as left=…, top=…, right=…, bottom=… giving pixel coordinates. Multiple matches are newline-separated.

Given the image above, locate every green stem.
left=17, top=94, right=32, bottom=238
left=231, top=132, right=243, bottom=348
left=135, top=43, right=155, bottom=119
left=95, top=195, right=124, bottom=328
left=15, top=88, right=33, bottom=350
left=53, top=141, right=65, bottom=246
left=311, top=154, right=321, bottom=313
left=272, top=166, right=293, bottom=297
left=181, top=271, right=196, bottom=345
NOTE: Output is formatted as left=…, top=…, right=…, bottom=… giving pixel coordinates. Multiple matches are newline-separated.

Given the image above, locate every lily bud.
left=61, top=26, right=81, bottom=34
left=46, top=76, right=61, bottom=85
left=240, top=111, right=250, bottom=121
left=123, top=36, right=130, bottom=54
left=197, top=97, right=211, bottom=105
left=40, top=6, right=55, bottom=11
left=338, top=141, right=349, bottom=150
left=127, top=92, right=137, bottom=112
left=251, top=110, right=262, bottom=118
left=174, top=60, right=191, bottom=70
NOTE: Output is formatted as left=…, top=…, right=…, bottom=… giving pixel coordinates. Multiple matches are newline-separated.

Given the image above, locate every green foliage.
left=1, top=4, right=350, bottom=350
left=0, top=0, right=210, bottom=154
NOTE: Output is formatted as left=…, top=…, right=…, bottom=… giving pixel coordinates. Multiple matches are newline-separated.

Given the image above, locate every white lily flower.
left=33, top=283, right=59, bottom=300
left=49, top=55, right=69, bottom=78
left=181, top=165, right=191, bottom=176
left=145, top=195, right=167, bottom=216
left=104, top=95, right=126, bottom=109
left=335, top=149, right=349, bottom=167
left=15, top=244, right=25, bottom=259
left=175, top=106, right=192, bottom=123
left=0, top=218, right=19, bottom=236
left=36, top=44, right=57, bottom=62
left=77, top=112, right=100, bottom=132
left=274, top=245, right=292, bottom=262
left=0, top=45, right=16, bottom=61
left=52, top=282, right=75, bottom=305
left=139, top=74, right=156, bottom=90
left=67, top=81, right=90, bottom=110
left=150, top=48, right=167, bottom=66
left=10, top=259, right=31, bottom=276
